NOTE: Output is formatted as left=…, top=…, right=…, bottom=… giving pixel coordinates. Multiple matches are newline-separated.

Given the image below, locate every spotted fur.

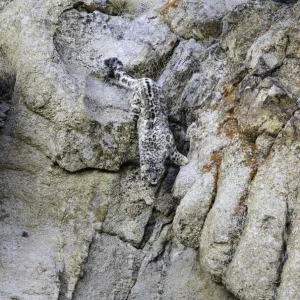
left=104, top=57, right=188, bottom=185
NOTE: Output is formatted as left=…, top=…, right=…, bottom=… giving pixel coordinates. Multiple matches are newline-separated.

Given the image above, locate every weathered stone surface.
left=221, top=0, right=280, bottom=76
left=278, top=58, right=300, bottom=99
left=173, top=168, right=217, bottom=248
left=0, top=0, right=177, bottom=172
left=55, top=5, right=177, bottom=77
left=159, top=40, right=226, bottom=124
left=1, top=0, right=300, bottom=300
left=274, top=111, right=300, bottom=300
left=172, top=108, right=227, bottom=249
left=224, top=122, right=300, bottom=299
left=160, top=0, right=250, bottom=42
left=128, top=237, right=236, bottom=300
left=100, top=166, right=154, bottom=246
left=200, top=142, right=254, bottom=281
left=74, top=233, right=141, bottom=300
left=246, top=29, right=288, bottom=76
left=0, top=146, right=115, bottom=299
left=158, top=39, right=205, bottom=106
left=172, top=109, right=228, bottom=201
left=172, top=2, right=300, bottom=299
left=236, top=76, right=297, bottom=139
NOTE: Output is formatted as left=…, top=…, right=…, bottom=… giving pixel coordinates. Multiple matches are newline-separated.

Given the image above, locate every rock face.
left=0, top=0, right=300, bottom=299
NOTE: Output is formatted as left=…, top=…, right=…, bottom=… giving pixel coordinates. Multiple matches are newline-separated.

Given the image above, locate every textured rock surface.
left=1, top=0, right=300, bottom=300
left=160, top=0, right=250, bottom=42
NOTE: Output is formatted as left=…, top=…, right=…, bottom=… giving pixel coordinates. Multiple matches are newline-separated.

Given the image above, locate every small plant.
left=98, top=0, right=138, bottom=15
left=108, top=0, right=135, bottom=15
left=158, top=0, right=179, bottom=15
left=79, top=0, right=139, bottom=16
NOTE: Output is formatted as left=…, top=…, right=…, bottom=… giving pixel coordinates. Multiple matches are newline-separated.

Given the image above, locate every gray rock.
left=162, top=239, right=236, bottom=300
left=160, top=0, right=250, bottom=42
left=200, top=143, right=254, bottom=281
left=128, top=237, right=236, bottom=300
left=0, top=0, right=177, bottom=172
left=276, top=119, right=300, bottom=300
left=224, top=134, right=293, bottom=299
left=100, top=166, right=154, bottom=246
left=173, top=168, right=217, bottom=248
left=277, top=58, right=300, bottom=99
left=74, top=233, right=141, bottom=300
left=0, top=0, right=300, bottom=300
left=158, top=39, right=205, bottom=107
left=246, top=29, right=288, bottom=76
left=221, top=0, right=280, bottom=77
left=236, top=76, right=297, bottom=140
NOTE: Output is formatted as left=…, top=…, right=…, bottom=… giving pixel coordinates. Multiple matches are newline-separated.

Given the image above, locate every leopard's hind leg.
left=168, top=134, right=189, bottom=166
left=170, top=149, right=189, bottom=166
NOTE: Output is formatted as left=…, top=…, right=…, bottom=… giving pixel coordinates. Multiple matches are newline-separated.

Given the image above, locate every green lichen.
left=91, top=71, right=101, bottom=79
left=95, top=203, right=108, bottom=222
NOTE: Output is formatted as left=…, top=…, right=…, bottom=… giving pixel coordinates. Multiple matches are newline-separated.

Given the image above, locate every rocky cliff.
left=0, top=0, right=299, bottom=299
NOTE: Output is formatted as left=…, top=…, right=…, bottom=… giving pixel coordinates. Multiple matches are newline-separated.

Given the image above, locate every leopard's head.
left=103, top=57, right=123, bottom=77
left=141, top=159, right=165, bottom=185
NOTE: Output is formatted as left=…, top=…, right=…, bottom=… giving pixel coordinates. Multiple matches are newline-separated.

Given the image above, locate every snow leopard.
left=104, top=57, right=189, bottom=185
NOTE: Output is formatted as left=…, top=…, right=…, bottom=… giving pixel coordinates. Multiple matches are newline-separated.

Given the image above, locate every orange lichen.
left=158, top=0, right=179, bottom=15
left=211, top=151, right=222, bottom=184
left=217, top=119, right=240, bottom=139
left=249, top=167, right=257, bottom=181
left=210, top=151, right=222, bottom=166
left=226, top=107, right=235, bottom=116
left=245, top=144, right=256, bottom=166
left=222, top=82, right=238, bottom=107
left=167, top=0, right=179, bottom=7
left=201, top=152, right=222, bottom=178
left=169, top=40, right=177, bottom=47
left=247, top=147, right=257, bottom=181
left=241, top=142, right=258, bottom=181
left=202, top=165, right=212, bottom=173
left=217, top=82, right=243, bottom=139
